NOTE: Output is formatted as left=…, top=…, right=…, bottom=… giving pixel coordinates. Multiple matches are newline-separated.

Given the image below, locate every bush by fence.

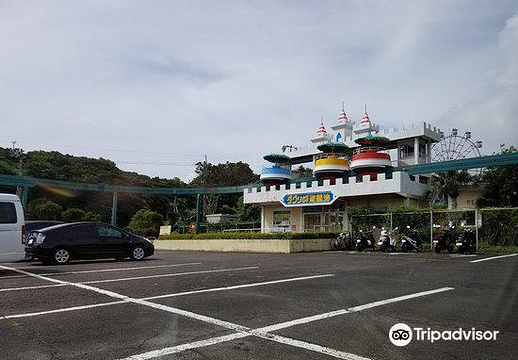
left=159, top=231, right=340, bottom=240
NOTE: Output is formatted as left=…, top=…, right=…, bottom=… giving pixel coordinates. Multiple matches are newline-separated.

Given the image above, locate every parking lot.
left=0, top=250, right=516, bottom=360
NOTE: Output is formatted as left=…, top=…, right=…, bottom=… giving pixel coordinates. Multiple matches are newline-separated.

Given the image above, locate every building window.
left=273, top=210, right=291, bottom=227
left=399, top=144, right=414, bottom=158
left=419, top=143, right=427, bottom=158
left=419, top=176, right=429, bottom=184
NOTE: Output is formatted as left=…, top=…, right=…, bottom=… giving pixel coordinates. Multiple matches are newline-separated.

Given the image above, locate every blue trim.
left=261, top=165, right=291, bottom=177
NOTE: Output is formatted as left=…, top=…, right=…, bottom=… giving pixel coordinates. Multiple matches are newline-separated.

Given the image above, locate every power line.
left=2, top=139, right=204, bottom=157
left=115, top=161, right=195, bottom=166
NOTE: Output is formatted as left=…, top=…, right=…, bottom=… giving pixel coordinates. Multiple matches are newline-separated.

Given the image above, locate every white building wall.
left=244, top=172, right=428, bottom=205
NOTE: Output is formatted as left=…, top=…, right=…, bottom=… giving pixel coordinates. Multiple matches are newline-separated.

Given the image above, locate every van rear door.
left=0, top=195, right=25, bottom=262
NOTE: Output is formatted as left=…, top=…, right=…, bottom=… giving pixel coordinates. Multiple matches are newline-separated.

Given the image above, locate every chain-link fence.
left=176, top=221, right=261, bottom=234
left=350, top=207, right=518, bottom=249
left=479, top=208, right=518, bottom=246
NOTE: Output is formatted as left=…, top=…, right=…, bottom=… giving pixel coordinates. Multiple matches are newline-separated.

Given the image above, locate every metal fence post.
left=475, top=208, right=479, bottom=251
left=21, top=185, right=28, bottom=208
left=111, top=191, right=118, bottom=226
left=430, top=210, right=433, bottom=249
left=195, top=193, right=201, bottom=234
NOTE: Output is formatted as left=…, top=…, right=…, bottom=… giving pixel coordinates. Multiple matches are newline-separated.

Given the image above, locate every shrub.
left=61, top=208, right=101, bottom=222
left=27, top=198, right=62, bottom=220
left=128, top=209, right=164, bottom=236
left=158, top=231, right=340, bottom=240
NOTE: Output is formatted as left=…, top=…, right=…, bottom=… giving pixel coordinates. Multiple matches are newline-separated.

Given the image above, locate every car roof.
left=26, top=220, right=64, bottom=230
left=36, top=221, right=97, bottom=232
left=0, top=193, right=21, bottom=202
left=26, top=220, right=64, bottom=225
left=37, top=222, right=120, bottom=233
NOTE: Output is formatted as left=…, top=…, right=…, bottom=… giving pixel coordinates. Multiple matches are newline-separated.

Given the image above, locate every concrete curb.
left=154, top=239, right=333, bottom=253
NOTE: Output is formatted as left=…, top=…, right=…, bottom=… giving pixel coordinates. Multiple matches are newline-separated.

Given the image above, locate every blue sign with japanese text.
left=281, top=191, right=335, bottom=207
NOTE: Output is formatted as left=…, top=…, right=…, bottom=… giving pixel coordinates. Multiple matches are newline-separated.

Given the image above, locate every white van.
left=0, top=194, right=25, bottom=262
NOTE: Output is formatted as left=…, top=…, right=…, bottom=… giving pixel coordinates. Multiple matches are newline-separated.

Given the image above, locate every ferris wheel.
left=431, top=128, right=483, bottom=172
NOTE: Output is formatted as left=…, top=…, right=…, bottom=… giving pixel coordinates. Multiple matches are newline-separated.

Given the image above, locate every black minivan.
left=25, top=222, right=154, bottom=264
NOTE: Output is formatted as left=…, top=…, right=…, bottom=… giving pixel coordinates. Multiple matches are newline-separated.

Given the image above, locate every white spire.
left=361, top=103, right=371, bottom=125
left=317, top=116, right=327, bottom=136
left=338, top=101, right=348, bottom=124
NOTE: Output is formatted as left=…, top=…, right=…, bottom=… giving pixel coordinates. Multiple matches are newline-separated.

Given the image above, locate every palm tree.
left=429, top=170, right=472, bottom=209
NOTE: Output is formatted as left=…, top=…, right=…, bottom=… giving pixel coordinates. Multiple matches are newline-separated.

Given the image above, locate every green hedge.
left=158, top=231, right=340, bottom=240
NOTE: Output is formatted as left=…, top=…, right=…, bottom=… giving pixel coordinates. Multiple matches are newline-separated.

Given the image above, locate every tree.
left=429, top=170, right=472, bottom=209
left=127, top=209, right=164, bottom=236
left=190, top=161, right=259, bottom=216
left=479, top=145, right=518, bottom=207
left=236, top=197, right=261, bottom=222
left=190, top=161, right=259, bottom=187
left=292, top=165, right=313, bottom=179
left=62, top=208, right=101, bottom=222
left=26, top=198, right=62, bottom=220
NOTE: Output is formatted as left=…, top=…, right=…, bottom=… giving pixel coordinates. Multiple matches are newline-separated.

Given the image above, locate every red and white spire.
left=317, top=117, right=327, bottom=137
left=361, top=103, right=371, bottom=125
left=338, top=101, right=348, bottom=124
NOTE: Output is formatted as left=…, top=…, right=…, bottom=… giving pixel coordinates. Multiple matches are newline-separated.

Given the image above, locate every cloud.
left=0, top=1, right=516, bottom=181
left=434, top=11, right=518, bottom=155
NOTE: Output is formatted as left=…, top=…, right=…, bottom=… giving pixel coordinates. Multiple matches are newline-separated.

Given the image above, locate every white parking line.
left=80, top=267, right=258, bottom=284
left=142, top=274, right=334, bottom=300
left=0, top=274, right=335, bottom=320
left=118, top=287, right=454, bottom=360
left=1, top=263, right=202, bottom=279
left=258, top=287, right=455, bottom=332
left=0, top=264, right=454, bottom=360
left=0, top=283, right=65, bottom=292
left=0, top=267, right=258, bottom=292
left=0, top=300, right=129, bottom=320
left=470, top=253, right=517, bottom=263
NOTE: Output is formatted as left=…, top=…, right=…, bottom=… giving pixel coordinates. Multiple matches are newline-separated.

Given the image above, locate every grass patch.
left=477, top=242, right=518, bottom=254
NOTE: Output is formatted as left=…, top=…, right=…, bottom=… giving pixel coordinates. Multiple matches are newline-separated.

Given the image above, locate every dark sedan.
left=25, top=222, right=154, bottom=264
left=24, top=220, right=64, bottom=245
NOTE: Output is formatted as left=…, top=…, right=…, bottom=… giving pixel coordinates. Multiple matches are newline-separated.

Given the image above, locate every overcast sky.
left=1, top=1, right=517, bottom=182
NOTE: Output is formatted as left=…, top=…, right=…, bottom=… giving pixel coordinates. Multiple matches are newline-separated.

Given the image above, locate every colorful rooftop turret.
left=260, top=153, right=292, bottom=187
left=350, top=134, right=392, bottom=180
left=313, top=142, right=350, bottom=181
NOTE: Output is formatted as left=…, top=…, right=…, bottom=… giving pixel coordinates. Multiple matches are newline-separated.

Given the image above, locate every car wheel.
left=130, top=246, right=146, bottom=261
left=53, top=248, right=71, bottom=265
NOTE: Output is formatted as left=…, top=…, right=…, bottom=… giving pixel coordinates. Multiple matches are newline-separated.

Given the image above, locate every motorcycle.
left=378, top=228, right=396, bottom=252
left=400, top=226, right=423, bottom=253
left=456, top=227, right=477, bottom=254
left=433, top=226, right=456, bottom=254
left=356, top=229, right=375, bottom=251
left=330, top=231, right=353, bottom=250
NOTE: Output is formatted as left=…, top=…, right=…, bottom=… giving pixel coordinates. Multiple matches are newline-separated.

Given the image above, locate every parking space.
left=0, top=250, right=516, bottom=360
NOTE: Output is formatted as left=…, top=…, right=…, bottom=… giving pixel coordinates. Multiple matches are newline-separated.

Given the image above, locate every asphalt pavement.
left=0, top=250, right=516, bottom=360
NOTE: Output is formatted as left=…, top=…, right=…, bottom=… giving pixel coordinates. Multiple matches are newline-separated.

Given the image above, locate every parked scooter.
left=330, top=231, right=353, bottom=250
left=400, top=226, right=423, bottom=252
left=378, top=228, right=396, bottom=252
left=456, top=227, right=477, bottom=254
left=433, top=225, right=456, bottom=254
left=356, top=228, right=376, bottom=251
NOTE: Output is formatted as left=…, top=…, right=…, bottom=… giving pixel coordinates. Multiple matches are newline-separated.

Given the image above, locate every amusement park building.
left=243, top=104, right=444, bottom=233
